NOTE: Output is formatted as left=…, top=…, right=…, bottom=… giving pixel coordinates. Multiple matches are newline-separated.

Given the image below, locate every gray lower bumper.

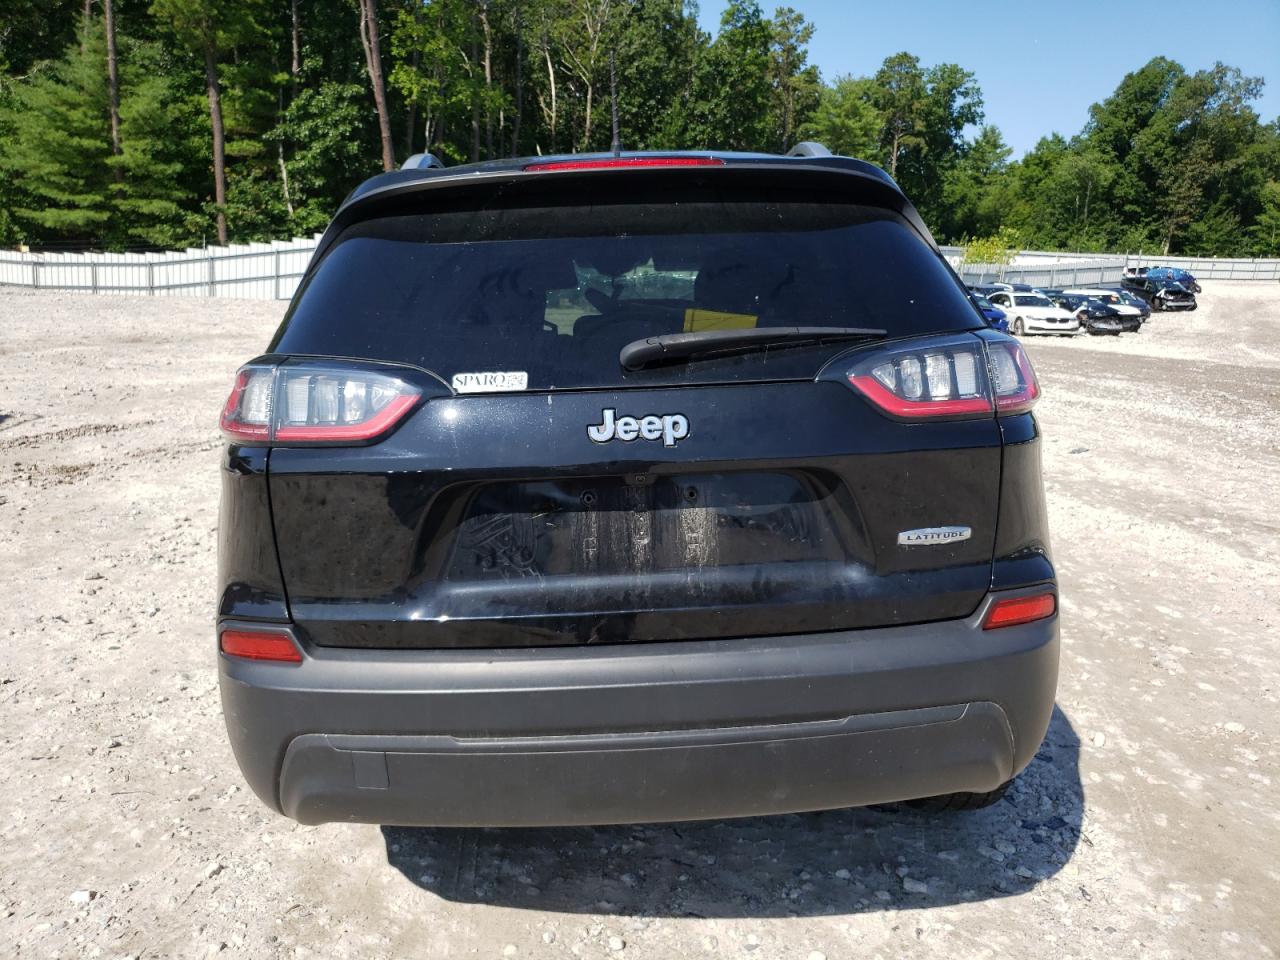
left=218, top=588, right=1058, bottom=827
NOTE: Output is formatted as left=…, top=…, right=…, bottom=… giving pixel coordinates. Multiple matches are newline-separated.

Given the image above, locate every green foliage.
left=961, top=227, right=1020, bottom=266
left=0, top=5, right=1277, bottom=257
left=766, top=7, right=819, bottom=153
left=1247, top=180, right=1280, bottom=256
left=800, top=75, right=880, bottom=159
left=684, top=0, right=772, bottom=150
left=275, top=68, right=381, bottom=234
left=0, top=23, right=116, bottom=244
left=114, top=37, right=209, bottom=247
left=610, top=0, right=702, bottom=151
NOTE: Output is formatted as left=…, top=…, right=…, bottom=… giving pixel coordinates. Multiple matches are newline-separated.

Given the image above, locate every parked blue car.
left=972, top=292, right=1009, bottom=332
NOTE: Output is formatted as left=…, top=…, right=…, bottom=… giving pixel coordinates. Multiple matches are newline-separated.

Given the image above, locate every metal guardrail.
left=1, top=239, right=1277, bottom=301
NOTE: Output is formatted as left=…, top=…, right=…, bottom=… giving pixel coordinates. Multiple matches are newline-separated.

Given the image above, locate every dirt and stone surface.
left=1, top=283, right=1277, bottom=959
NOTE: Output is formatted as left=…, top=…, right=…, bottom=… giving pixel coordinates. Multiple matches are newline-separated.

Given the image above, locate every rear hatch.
left=263, top=167, right=1004, bottom=648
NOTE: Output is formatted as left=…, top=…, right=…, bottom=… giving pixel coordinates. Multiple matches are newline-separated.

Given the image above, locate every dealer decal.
left=451, top=371, right=528, bottom=393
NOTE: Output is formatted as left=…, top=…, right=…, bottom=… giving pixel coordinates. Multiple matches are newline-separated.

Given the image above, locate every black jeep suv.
left=217, top=150, right=1059, bottom=827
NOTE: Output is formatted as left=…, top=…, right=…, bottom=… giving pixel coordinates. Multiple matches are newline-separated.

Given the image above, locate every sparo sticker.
left=451, top=371, right=529, bottom=393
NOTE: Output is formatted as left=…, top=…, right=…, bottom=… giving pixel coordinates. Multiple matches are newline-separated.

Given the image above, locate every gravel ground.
left=1, top=283, right=1277, bottom=959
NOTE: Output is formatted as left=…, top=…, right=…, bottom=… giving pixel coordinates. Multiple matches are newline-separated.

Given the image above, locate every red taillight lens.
left=524, top=157, right=725, bottom=172
left=983, top=592, right=1056, bottom=629
left=219, top=363, right=421, bottom=445
left=220, top=628, right=303, bottom=663
left=844, top=336, right=1040, bottom=420
left=846, top=338, right=994, bottom=419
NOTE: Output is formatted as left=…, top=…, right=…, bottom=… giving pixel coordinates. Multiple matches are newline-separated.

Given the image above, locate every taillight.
left=219, top=628, right=303, bottom=663
left=983, top=591, right=1056, bottom=629
left=524, top=157, right=725, bottom=172
left=985, top=339, right=1040, bottom=414
left=220, top=362, right=421, bottom=445
left=844, top=336, right=1039, bottom=420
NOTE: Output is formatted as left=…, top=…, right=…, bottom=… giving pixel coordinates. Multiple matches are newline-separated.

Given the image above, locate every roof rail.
left=786, top=141, right=832, bottom=158
left=400, top=152, right=447, bottom=170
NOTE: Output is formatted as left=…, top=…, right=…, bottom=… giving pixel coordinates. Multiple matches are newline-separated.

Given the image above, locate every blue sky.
left=697, top=0, right=1280, bottom=156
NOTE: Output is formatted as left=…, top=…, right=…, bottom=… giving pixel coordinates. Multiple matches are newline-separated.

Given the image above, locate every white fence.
left=0, top=235, right=321, bottom=299
left=1126, top=255, right=1280, bottom=280
left=1, top=237, right=1277, bottom=300
left=941, top=246, right=1280, bottom=285
left=946, top=255, right=1127, bottom=288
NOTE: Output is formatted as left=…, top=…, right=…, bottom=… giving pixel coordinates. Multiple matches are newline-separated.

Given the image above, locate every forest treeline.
left=2, top=0, right=1278, bottom=255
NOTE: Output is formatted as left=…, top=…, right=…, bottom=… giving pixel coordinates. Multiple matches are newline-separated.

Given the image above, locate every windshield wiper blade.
left=620, top=326, right=888, bottom=371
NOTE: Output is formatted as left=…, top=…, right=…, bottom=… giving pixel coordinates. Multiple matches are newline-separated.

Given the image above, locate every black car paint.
left=1046, top=292, right=1137, bottom=334
left=217, top=151, right=1059, bottom=826
left=1122, top=275, right=1198, bottom=310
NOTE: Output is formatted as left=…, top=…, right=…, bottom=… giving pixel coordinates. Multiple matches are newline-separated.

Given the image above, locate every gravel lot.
left=1, top=283, right=1277, bottom=959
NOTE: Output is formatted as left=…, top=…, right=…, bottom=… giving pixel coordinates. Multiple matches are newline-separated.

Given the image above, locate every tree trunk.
left=888, top=130, right=900, bottom=179
left=103, top=0, right=122, bottom=182
left=203, top=40, right=228, bottom=245
left=81, top=0, right=92, bottom=52
left=469, top=20, right=480, bottom=163
left=357, top=0, right=395, bottom=171
left=512, top=2, right=523, bottom=156
left=543, top=35, right=556, bottom=153
left=290, top=0, right=301, bottom=96
left=277, top=85, right=294, bottom=216
left=479, top=1, right=494, bottom=159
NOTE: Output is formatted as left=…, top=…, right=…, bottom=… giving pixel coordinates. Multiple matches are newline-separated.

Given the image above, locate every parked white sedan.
left=988, top=291, right=1080, bottom=336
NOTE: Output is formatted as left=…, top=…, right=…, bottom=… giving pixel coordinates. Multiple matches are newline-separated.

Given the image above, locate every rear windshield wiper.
left=620, top=326, right=888, bottom=371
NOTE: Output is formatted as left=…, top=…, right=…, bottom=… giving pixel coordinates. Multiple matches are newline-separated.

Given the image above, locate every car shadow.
left=380, top=705, right=1082, bottom=917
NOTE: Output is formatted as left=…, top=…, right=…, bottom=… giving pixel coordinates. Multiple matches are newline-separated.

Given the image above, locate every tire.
left=1012, top=316, right=1025, bottom=336
left=903, top=780, right=1011, bottom=813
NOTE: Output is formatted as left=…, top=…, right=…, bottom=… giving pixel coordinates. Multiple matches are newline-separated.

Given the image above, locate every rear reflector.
left=524, top=157, right=725, bottom=172
left=220, top=629, right=303, bottom=663
left=982, top=592, right=1056, bottom=630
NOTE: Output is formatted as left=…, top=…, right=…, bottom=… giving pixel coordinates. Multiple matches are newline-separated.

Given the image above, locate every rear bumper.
left=218, top=588, right=1058, bottom=827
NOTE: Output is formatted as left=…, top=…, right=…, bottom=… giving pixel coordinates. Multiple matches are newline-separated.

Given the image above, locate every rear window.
left=273, top=193, right=982, bottom=389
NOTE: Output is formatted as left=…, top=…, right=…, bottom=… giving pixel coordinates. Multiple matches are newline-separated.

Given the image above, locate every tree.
left=356, top=0, right=394, bottom=171
left=0, top=0, right=83, bottom=75
left=150, top=0, right=262, bottom=244
left=766, top=6, right=819, bottom=153
left=685, top=0, right=771, bottom=150
left=275, top=63, right=380, bottom=232
left=113, top=35, right=208, bottom=247
left=940, top=124, right=1011, bottom=241
left=554, top=0, right=616, bottom=151
left=871, top=51, right=924, bottom=178
left=0, top=23, right=115, bottom=244
left=800, top=74, right=880, bottom=159
left=1247, top=180, right=1280, bottom=256
left=103, top=0, right=122, bottom=178
left=610, top=0, right=702, bottom=151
